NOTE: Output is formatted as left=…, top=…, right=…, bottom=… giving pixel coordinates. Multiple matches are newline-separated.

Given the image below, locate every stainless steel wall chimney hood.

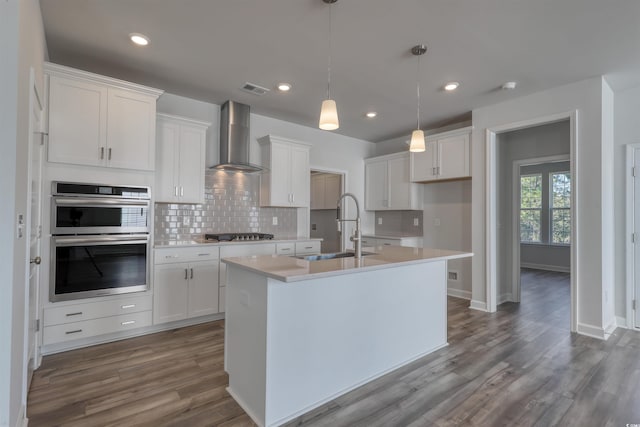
left=210, top=100, right=262, bottom=172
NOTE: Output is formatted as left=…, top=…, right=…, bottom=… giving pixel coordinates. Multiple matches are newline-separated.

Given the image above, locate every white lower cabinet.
left=153, top=247, right=220, bottom=324
left=42, top=294, right=153, bottom=346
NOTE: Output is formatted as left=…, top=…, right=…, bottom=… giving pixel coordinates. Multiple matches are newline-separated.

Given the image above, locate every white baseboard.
left=604, top=320, right=617, bottom=340
left=497, top=293, right=513, bottom=305
left=41, top=313, right=225, bottom=355
left=576, top=321, right=616, bottom=340
left=15, top=404, right=28, bottom=427
left=616, top=316, right=628, bottom=329
left=447, top=288, right=471, bottom=300
left=469, top=300, right=488, bottom=312
left=520, top=262, right=570, bottom=273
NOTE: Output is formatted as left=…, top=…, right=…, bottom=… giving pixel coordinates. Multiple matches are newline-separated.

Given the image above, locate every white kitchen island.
left=222, top=245, right=472, bottom=427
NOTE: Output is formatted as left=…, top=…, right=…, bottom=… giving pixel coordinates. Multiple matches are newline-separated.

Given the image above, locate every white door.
left=635, top=148, right=640, bottom=328
left=290, top=145, right=310, bottom=207
left=437, top=134, right=470, bottom=180
left=365, top=160, right=388, bottom=210
left=27, top=70, right=44, bottom=380
left=188, top=262, right=219, bottom=318
left=388, top=155, right=411, bottom=209
left=178, top=124, right=206, bottom=204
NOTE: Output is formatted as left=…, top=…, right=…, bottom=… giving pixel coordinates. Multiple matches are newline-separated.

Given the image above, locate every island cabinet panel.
left=258, top=135, right=311, bottom=207
left=155, top=113, right=210, bottom=204
left=365, top=152, right=422, bottom=210
left=153, top=247, right=220, bottom=324
left=224, top=259, right=448, bottom=427
left=410, top=127, right=471, bottom=183
left=45, top=63, right=163, bottom=171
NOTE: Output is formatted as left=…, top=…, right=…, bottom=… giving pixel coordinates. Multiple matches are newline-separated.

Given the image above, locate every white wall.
left=613, top=83, right=640, bottom=321
left=601, top=81, right=615, bottom=330
left=156, top=93, right=376, bottom=236
left=422, top=181, right=472, bottom=298
left=1, top=0, right=47, bottom=425
left=472, top=77, right=615, bottom=336
left=497, top=123, right=570, bottom=298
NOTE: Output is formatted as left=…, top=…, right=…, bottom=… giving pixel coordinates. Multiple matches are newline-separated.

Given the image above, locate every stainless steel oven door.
left=52, top=197, right=150, bottom=235
left=50, top=234, right=150, bottom=302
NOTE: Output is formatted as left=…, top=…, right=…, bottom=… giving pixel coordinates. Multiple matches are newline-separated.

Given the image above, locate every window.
left=519, top=164, right=571, bottom=246
left=520, top=174, right=542, bottom=242
left=551, top=172, right=571, bottom=244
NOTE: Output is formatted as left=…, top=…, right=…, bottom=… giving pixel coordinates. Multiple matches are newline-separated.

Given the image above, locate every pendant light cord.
left=416, top=52, right=421, bottom=130
left=327, top=3, right=333, bottom=99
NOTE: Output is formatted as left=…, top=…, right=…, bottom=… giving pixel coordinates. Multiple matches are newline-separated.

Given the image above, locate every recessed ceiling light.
left=277, top=83, right=292, bottom=92
left=365, top=112, right=377, bottom=118
left=444, top=82, right=460, bottom=91
left=129, top=33, right=150, bottom=46
left=502, top=81, right=517, bottom=90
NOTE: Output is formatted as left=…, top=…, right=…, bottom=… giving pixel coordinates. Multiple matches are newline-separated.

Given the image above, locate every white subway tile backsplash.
left=155, top=169, right=297, bottom=241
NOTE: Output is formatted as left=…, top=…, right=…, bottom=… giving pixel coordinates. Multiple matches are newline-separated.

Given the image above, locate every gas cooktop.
left=204, top=232, right=275, bottom=242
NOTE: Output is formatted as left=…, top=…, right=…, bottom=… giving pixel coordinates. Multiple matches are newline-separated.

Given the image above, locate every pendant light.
left=409, top=44, right=427, bottom=152
left=319, top=0, right=339, bottom=131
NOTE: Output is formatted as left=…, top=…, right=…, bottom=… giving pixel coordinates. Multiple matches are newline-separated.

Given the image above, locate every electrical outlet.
left=413, top=218, right=419, bottom=226
left=448, top=271, right=459, bottom=281
left=272, top=216, right=278, bottom=226
left=434, top=218, right=441, bottom=227
left=378, top=217, right=382, bottom=225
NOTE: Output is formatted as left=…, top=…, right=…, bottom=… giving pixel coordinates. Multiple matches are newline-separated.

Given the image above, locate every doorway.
left=309, top=170, right=343, bottom=253
left=487, top=114, right=577, bottom=332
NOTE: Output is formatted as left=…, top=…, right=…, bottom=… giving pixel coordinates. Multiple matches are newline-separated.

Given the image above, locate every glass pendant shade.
left=409, top=129, right=426, bottom=152
left=319, top=99, right=339, bottom=130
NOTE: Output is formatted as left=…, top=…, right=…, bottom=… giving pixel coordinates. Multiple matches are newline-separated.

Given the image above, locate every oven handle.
left=53, top=198, right=150, bottom=207
left=53, top=235, right=150, bottom=247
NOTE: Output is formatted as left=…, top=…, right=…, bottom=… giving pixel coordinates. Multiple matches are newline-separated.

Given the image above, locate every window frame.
left=519, top=173, right=543, bottom=244
left=549, top=171, right=571, bottom=246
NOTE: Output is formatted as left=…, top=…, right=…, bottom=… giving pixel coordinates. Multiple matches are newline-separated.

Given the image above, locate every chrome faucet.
left=336, top=193, right=362, bottom=259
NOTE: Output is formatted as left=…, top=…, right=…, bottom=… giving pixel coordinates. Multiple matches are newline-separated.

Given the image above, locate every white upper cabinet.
left=45, top=63, right=163, bottom=171
left=258, top=135, right=311, bottom=207
left=310, top=173, right=341, bottom=210
left=155, top=114, right=211, bottom=204
left=410, top=127, right=471, bottom=183
left=365, top=152, right=422, bottom=211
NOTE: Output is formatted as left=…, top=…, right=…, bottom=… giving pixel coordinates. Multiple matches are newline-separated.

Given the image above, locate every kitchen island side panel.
left=264, top=261, right=447, bottom=426
left=225, top=267, right=269, bottom=426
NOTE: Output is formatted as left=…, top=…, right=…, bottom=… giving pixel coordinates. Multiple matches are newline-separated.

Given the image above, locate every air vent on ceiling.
left=241, top=82, right=270, bottom=96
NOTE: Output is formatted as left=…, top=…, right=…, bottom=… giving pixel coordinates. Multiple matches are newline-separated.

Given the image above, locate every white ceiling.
left=40, top=0, right=640, bottom=142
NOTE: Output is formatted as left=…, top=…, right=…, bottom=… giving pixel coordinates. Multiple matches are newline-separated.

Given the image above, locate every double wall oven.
left=50, top=182, right=151, bottom=302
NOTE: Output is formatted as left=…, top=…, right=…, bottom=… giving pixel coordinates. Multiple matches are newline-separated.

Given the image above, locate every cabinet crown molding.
left=44, top=62, right=164, bottom=98
left=157, top=113, right=211, bottom=128
left=257, top=135, right=313, bottom=147
left=425, top=126, right=473, bottom=142
left=365, top=151, right=409, bottom=163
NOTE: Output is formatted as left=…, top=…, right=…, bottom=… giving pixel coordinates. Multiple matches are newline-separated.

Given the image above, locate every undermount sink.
left=296, top=251, right=376, bottom=261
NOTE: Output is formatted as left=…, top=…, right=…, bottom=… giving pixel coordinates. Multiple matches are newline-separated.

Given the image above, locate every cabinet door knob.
left=190, top=268, right=194, bottom=279
left=184, top=268, right=188, bottom=280
left=108, top=148, right=112, bottom=160
left=100, top=147, right=105, bottom=160
left=174, top=186, right=178, bottom=197
left=30, top=256, right=41, bottom=265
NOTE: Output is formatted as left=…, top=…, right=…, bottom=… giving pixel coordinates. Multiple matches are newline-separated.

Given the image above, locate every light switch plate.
left=413, top=218, right=419, bottom=226
left=272, top=216, right=278, bottom=225
left=378, top=217, right=382, bottom=225
left=434, top=218, right=441, bottom=227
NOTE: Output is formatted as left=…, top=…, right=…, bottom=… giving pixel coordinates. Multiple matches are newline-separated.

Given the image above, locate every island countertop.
left=221, top=245, right=472, bottom=283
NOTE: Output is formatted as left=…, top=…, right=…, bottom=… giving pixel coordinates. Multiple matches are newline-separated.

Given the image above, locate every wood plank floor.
left=28, top=269, right=640, bottom=426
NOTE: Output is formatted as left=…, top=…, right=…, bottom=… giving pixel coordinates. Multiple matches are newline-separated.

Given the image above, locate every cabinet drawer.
left=375, top=238, right=401, bottom=247
left=44, top=295, right=152, bottom=326
left=220, top=243, right=276, bottom=258
left=155, top=247, right=220, bottom=264
left=295, top=241, right=321, bottom=255
left=43, top=310, right=152, bottom=345
left=360, top=237, right=377, bottom=247
left=276, top=243, right=295, bottom=255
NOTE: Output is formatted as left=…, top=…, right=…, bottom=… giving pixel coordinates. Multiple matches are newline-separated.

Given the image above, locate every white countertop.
left=222, top=245, right=472, bottom=282
left=154, top=237, right=322, bottom=248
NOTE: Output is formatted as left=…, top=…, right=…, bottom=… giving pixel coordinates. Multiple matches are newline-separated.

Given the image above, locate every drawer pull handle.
left=281, top=248, right=291, bottom=251
left=66, top=329, right=82, bottom=335
left=121, top=320, right=136, bottom=326
left=190, top=268, right=194, bottom=279
left=121, top=304, right=136, bottom=309
left=305, top=246, right=313, bottom=249
left=198, top=253, right=210, bottom=256
left=384, top=243, right=391, bottom=246
left=66, top=312, right=83, bottom=317
left=165, top=255, right=177, bottom=259
left=185, top=269, right=188, bottom=280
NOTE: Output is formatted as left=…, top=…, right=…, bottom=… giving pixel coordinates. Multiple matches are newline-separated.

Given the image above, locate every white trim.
left=497, top=293, right=513, bottom=305
left=156, top=112, right=211, bottom=128
left=576, top=322, right=607, bottom=340
left=44, top=62, right=164, bottom=98
left=615, top=316, right=628, bottom=329
left=447, top=288, right=471, bottom=300
left=485, top=110, right=578, bottom=333
left=520, top=263, right=571, bottom=273
left=15, top=404, right=27, bottom=427
left=625, top=144, right=640, bottom=330
left=425, top=125, right=474, bottom=142
left=512, top=154, right=570, bottom=303
left=469, top=299, right=488, bottom=312
left=604, top=321, right=617, bottom=339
